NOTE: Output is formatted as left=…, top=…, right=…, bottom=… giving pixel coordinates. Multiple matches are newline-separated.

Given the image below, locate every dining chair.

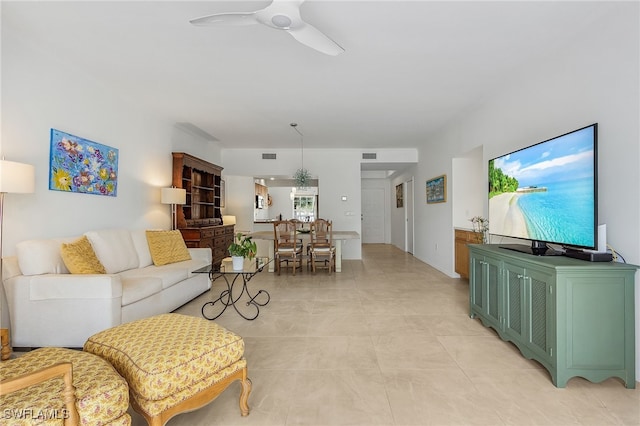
left=309, top=219, right=336, bottom=274
left=288, top=218, right=303, bottom=228
left=287, top=219, right=306, bottom=249
left=303, top=218, right=325, bottom=269
left=289, top=218, right=311, bottom=266
left=273, top=220, right=303, bottom=275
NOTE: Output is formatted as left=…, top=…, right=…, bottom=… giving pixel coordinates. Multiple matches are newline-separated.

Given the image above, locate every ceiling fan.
left=189, top=0, right=344, bottom=56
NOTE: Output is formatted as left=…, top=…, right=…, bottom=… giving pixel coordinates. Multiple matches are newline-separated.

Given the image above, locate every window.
left=293, top=195, right=316, bottom=222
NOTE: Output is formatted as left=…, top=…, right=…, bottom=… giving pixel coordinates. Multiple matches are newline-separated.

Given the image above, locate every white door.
left=406, top=179, right=414, bottom=254
left=362, top=188, right=385, bottom=243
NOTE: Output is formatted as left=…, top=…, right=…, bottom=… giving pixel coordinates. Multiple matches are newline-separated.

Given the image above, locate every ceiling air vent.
left=262, top=153, right=277, bottom=160
left=362, top=153, right=377, bottom=160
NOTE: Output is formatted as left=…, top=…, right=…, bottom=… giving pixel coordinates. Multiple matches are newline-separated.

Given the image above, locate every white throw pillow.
left=16, top=237, right=75, bottom=275
left=84, top=230, right=139, bottom=274
left=130, top=229, right=153, bottom=268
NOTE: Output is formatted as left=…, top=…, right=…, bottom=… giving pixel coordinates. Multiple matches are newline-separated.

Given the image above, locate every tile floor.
left=131, top=244, right=640, bottom=425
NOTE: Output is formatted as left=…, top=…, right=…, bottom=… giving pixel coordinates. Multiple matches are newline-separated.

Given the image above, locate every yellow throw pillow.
left=145, top=230, right=192, bottom=266
left=60, top=236, right=107, bottom=274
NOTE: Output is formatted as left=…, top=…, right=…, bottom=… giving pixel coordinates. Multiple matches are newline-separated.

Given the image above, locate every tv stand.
left=469, top=244, right=636, bottom=388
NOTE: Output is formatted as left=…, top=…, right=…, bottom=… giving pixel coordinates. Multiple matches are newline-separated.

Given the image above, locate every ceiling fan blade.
left=288, top=23, right=344, bottom=56
left=190, top=12, right=258, bottom=27
left=190, top=0, right=344, bottom=56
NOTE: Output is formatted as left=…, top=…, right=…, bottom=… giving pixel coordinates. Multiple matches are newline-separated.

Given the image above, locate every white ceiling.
left=2, top=1, right=620, bottom=150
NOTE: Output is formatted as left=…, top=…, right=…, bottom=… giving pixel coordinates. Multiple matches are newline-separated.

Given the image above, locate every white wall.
left=1, top=21, right=221, bottom=326
left=406, top=6, right=640, bottom=375
left=221, top=175, right=254, bottom=233
left=1, top=27, right=223, bottom=256
left=269, top=187, right=293, bottom=220
left=222, top=148, right=364, bottom=260
left=452, top=146, right=484, bottom=230
left=411, top=4, right=639, bottom=274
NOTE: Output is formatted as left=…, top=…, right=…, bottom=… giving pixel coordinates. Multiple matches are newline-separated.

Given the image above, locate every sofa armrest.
left=4, top=275, right=123, bottom=348
left=26, top=274, right=123, bottom=301
left=188, top=247, right=212, bottom=264
left=1, top=256, right=22, bottom=282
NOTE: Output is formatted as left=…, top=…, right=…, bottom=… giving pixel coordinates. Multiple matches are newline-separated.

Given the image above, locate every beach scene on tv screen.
left=489, top=127, right=595, bottom=247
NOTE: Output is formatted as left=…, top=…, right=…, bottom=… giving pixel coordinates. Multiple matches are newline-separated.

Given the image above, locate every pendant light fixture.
left=291, top=123, right=312, bottom=188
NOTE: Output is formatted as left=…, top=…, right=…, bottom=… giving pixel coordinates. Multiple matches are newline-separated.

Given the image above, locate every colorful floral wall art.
left=49, top=129, right=119, bottom=197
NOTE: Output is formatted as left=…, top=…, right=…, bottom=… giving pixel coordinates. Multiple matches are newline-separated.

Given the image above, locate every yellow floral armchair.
left=0, top=329, right=131, bottom=425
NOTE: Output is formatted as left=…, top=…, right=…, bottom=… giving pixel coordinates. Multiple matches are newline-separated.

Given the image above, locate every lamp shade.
left=0, top=160, right=35, bottom=194
left=222, top=215, right=236, bottom=225
left=160, top=187, right=186, bottom=205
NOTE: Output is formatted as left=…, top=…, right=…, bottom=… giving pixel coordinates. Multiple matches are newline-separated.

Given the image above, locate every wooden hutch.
left=172, top=152, right=234, bottom=266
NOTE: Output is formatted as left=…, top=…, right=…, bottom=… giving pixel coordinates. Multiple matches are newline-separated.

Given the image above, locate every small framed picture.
left=396, top=183, right=403, bottom=208
left=426, top=174, right=446, bottom=204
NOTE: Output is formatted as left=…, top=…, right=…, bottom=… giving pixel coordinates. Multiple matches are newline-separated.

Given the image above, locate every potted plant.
left=228, top=233, right=257, bottom=270
left=470, top=216, right=489, bottom=243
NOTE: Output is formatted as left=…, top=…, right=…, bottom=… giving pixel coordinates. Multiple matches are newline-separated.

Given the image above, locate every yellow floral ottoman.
left=83, top=313, right=251, bottom=426
left=0, top=347, right=131, bottom=425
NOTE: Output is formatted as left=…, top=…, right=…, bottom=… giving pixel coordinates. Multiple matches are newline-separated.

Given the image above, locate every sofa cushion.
left=120, top=265, right=188, bottom=290
left=131, top=229, right=153, bottom=268
left=120, top=276, right=163, bottom=306
left=60, top=236, right=107, bottom=274
left=85, top=229, right=139, bottom=274
left=165, top=257, right=211, bottom=277
left=145, top=230, right=191, bottom=266
left=15, top=237, right=75, bottom=276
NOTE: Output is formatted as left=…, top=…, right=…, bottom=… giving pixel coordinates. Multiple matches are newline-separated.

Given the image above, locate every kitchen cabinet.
left=455, top=229, right=483, bottom=279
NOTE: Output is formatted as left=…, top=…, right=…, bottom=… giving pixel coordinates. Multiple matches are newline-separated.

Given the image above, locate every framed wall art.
left=426, top=174, right=446, bottom=204
left=396, top=183, right=403, bottom=208
left=49, top=129, right=119, bottom=197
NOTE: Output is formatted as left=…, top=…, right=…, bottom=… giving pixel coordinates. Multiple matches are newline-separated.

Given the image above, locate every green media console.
left=468, top=244, right=637, bottom=388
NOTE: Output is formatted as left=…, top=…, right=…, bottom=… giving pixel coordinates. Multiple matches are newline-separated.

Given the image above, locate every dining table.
left=246, top=230, right=360, bottom=272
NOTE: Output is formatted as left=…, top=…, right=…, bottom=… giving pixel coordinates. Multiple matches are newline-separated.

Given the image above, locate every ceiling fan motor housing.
left=271, top=14, right=292, bottom=29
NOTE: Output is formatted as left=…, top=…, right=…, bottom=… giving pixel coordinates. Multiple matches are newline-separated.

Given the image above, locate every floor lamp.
left=161, top=187, right=186, bottom=230
left=0, top=160, right=35, bottom=332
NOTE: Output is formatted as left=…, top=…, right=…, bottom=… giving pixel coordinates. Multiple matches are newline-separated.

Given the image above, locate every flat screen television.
left=488, top=123, right=598, bottom=255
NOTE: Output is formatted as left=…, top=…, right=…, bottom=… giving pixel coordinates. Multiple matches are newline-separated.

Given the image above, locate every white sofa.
left=2, top=229, right=212, bottom=348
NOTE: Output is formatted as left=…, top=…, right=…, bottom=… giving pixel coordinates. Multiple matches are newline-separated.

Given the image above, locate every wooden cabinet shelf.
left=172, top=152, right=232, bottom=266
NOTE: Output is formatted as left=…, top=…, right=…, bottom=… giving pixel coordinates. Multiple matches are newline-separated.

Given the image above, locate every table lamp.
left=161, top=187, right=186, bottom=230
